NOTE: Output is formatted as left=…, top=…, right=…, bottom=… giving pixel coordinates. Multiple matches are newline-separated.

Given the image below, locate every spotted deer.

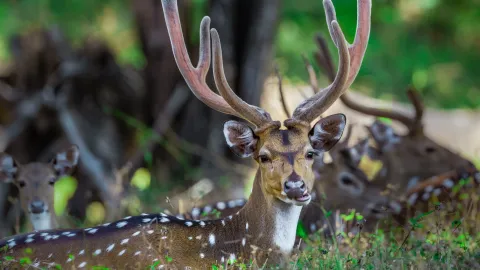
left=181, top=126, right=402, bottom=240
left=0, top=0, right=371, bottom=268
left=311, top=32, right=478, bottom=196
left=0, top=145, right=79, bottom=232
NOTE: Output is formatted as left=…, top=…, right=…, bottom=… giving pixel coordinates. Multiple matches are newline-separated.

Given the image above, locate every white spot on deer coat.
left=185, top=221, right=193, bottom=227
left=132, top=231, right=141, bottom=237
left=93, top=249, right=101, bottom=256
left=208, top=234, right=215, bottom=246
left=443, top=179, right=454, bottom=188
left=217, top=202, right=226, bottom=210
left=134, top=251, right=141, bottom=256
left=200, top=253, right=205, bottom=258
left=78, top=262, right=87, bottom=268
left=116, top=221, right=128, bottom=228
left=88, top=228, right=98, bottom=234
left=79, top=250, right=85, bottom=255
left=142, top=218, right=152, bottom=223
left=118, top=249, right=126, bottom=256
left=160, top=217, right=170, bottom=223
left=106, top=244, right=115, bottom=252
left=407, top=193, right=418, bottom=205
left=121, top=238, right=129, bottom=245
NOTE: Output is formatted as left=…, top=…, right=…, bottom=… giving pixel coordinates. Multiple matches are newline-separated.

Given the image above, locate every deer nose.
left=30, top=200, right=46, bottom=214
left=283, top=180, right=306, bottom=199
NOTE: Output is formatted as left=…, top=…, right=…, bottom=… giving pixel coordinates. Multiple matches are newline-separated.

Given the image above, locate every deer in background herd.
left=0, top=0, right=372, bottom=268
left=312, top=31, right=478, bottom=195
left=0, top=145, right=79, bottom=232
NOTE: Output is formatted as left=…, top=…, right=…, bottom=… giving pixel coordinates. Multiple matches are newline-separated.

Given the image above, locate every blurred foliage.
left=0, top=0, right=479, bottom=109
left=53, top=175, right=77, bottom=216
left=131, top=167, right=152, bottom=191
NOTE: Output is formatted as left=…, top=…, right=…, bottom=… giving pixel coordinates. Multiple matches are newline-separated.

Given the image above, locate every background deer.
left=0, top=145, right=79, bottom=232
left=0, top=0, right=371, bottom=268
left=311, top=33, right=477, bottom=196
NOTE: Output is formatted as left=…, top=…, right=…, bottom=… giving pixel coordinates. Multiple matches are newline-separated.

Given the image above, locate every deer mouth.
left=295, top=191, right=312, bottom=203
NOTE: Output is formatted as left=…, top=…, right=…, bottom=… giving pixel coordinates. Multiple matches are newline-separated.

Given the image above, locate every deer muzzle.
left=284, top=180, right=310, bottom=203
left=29, top=200, right=47, bottom=214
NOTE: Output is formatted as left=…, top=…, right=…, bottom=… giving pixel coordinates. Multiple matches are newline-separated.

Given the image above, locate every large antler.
left=161, top=0, right=271, bottom=127
left=314, top=27, right=424, bottom=135
left=291, top=0, right=371, bottom=124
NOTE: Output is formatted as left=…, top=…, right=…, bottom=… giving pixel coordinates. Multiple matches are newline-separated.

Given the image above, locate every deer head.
left=304, top=125, right=401, bottom=236
left=311, top=32, right=477, bottom=194
left=0, top=0, right=371, bottom=268
left=0, top=145, right=79, bottom=231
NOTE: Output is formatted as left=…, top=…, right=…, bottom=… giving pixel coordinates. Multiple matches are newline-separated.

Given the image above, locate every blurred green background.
left=0, top=0, right=479, bottom=109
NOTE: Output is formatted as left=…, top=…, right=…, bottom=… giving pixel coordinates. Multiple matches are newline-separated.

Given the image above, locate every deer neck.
left=238, top=170, right=302, bottom=255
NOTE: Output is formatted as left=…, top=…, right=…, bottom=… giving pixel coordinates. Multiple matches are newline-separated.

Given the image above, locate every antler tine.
left=292, top=0, right=372, bottom=123
left=211, top=30, right=272, bottom=126
left=302, top=54, right=319, bottom=94
left=292, top=20, right=350, bottom=123
left=314, top=34, right=416, bottom=130
left=341, top=93, right=415, bottom=128
left=324, top=0, right=371, bottom=87
left=314, top=34, right=336, bottom=82
left=274, top=64, right=291, bottom=118
left=406, top=86, right=424, bottom=134
left=161, top=0, right=270, bottom=126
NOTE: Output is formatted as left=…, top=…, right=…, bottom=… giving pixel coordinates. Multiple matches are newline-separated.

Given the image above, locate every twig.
left=164, top=128, right=251, bottom=177
left=125, top=83, right=190, bottom=178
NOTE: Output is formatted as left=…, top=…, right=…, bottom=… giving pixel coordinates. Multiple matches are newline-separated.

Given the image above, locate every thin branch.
left=125, top=83, right=190, bottom=179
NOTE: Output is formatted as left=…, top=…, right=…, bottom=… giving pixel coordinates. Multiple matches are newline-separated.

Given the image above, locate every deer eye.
left=305, top=151, right=318, bottom=160
left=258, top=155, right=270, bottom=163
left=18, top=181, right=26, bottom=188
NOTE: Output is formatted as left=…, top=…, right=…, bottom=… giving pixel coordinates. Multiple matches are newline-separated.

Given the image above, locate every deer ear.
left=366, top=146, right=382, bottom=161
left=52, top=145, right=80, bottom=176
left=309, top=114, right=346, bottom=151
left=347, top=138, right=369, bottom=166
left=223, top=121, right=258, bottom=158
left=368, top=120, right=399, bottom=150
left=0, top=153, right=18, bottom=183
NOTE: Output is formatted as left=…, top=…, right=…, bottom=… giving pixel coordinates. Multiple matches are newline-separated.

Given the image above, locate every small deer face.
left=224, top=114, right=346, bottom=206
left=368, top=120, right=476, bottom=191
left=0, top=145, right=79, bottom=231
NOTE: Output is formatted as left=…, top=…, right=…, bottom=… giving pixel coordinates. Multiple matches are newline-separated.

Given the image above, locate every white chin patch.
left=30, top=212, right=52, bottom=231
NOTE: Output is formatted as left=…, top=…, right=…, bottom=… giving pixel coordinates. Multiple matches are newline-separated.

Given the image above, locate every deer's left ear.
left=223, top=121, right=258, bottom=158
left=347, top=138, right=369, bottom=166
left=0, top=153, right=18, bottom=183
left=52, top=145, right=80, bottom=176
left=309, top=114, right=346, bottom=151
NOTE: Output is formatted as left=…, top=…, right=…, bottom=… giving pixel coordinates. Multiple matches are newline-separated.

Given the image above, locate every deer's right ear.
left=368, top=120, right=399, bottom=150
left=309, top=114, right=346, bottom=151
left=0, top=153, right=18, bottom=183
left=52, top=145, right=80, bottom=176
left=223, top=121, right=258, bottom=158
left=366, top=146, right=382, bottom=161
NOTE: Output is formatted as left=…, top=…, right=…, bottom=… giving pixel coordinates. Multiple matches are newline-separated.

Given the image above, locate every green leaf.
left=296, top=220, right=308, bottom=239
